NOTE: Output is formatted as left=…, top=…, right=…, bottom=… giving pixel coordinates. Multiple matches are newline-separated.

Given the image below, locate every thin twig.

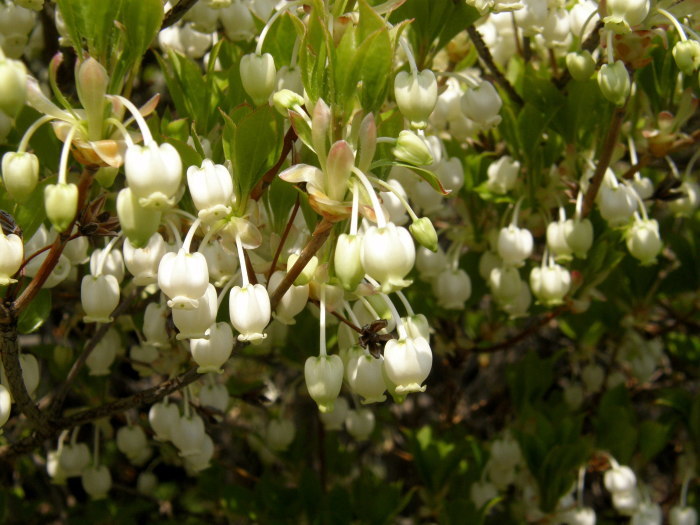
left=466, top=25, right=524, bottom=106
left=161, top=0, right=198, bottom=30
left=251, top=127, right=298, bottom=201
left=266, top=197, right=301, bottom=283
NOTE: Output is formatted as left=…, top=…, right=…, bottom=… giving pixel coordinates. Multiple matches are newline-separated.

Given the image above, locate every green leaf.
left=638, top=420, right=669, bottom=462
left=18, top=289, right=52, bottom=334
left=56, top=0, right=123, bottom=64
left=370, top=160, right=449, bottom=195
left=261, top=12, right=299, bottom=68
left=299, top=2, right=333, bottom=104
left=112, top=0, right=163, bottom=88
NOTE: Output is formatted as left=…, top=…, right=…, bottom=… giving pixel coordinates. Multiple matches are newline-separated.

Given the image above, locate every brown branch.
left=47, top=290, right=138, bottom=417
left=269, top=219, right=333, bottom=311
left=17, top=232, right=82, bottom=274
left=251, top=127, right=298, bottom=201
left=466, top=25, right=524, bottom=106
left=266, top=197, right=300, bottom=283
left=161, top=0, right=198, bottom=30
left=581, top=106, right=626, bottom=218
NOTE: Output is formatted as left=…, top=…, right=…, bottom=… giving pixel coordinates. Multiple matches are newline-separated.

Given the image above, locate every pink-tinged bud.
left=598, top=61, right=630, bottom=106
left=312, top=99, right=331, bottom=166
left=325, top=140, right=354, bottom=201
left=2, top=151, right=39, bottom=202
left=625, top=217, right=662, bottom=265
left=124, top=142, right=182, bottom=209
left=305, top=354, right=344, bottom=412
left=116, top=187, right=162, bottom=248
left=361, top=223, right=415, bottom=293
left=76, top=58, right=108, bottom=140
left=158, top=249, right=209, bottom=310
left=0, top=56, right=27, bottom=118
left=382, top=336, right=432, bottom=394
left=228, top=283, right=271, bottom=342
left=123, top=233, right=167, bottom=286
left=240, top=53, right=276, bottom=106
left=44, top=183, right=78, bottom=233
left=461, top=81, right=502, bottom=128
left=186, top=159, right=234, bottom=223
left=394, top=69, right=438, bottom=129
left=81, top=274, right=120, bottom=323
left=0, top=230, right=23, bottom=285
left=172, top=284, right=218, bottom=340
left=497, top=225, right=533, bottom=267
left=190, top=322, right=234, bottom=373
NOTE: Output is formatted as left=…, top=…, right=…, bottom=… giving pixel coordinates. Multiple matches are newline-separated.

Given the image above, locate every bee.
left=358, top=319, right=394, bottom=359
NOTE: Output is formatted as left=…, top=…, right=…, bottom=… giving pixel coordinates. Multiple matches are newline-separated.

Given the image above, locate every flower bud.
left=240, top=53, right=276, bottom=106
left=123, top=233, right=166, bottom=286
left=625, top=217, right=662, bottom=265
left=392, top=130, right=434, bottom=166
left=529, top=263, right=571, bottom=306
left=345, top=408, right=375, bottom=441
left=394, top=69, right=438, bottom=129
left=334, top=233, right=364, bottom=291
left=272, top=88, right=305, bottom=116
left=81, top=274, right=120, bottom=323
left=171, top=414, right=206, bottom=457
left=0, top=385, right=11, bottom=428
left=149, top=401, right=180, bottom=441
left=670, top=506, right=698, bottom=525
left=433, top=268, right=472, bottom=309
left=0, top=56, right=27, bottom=118
left=266, top=418, right=295, bottom=451
left=361, top=222, right=415, bottom=293
left=44, top=183, right=78, bottom=233
left=497, top=225, right=533, bottom=267
left=383, top=336, right=432, bottom=394
left=81, top=465, right=111, bottom=500
left=598, top=61, right=630, bottom=106
left=229, top=283, right=271, bottom=342
left=460, top=81, right=502, bottom=128
left=186, top=159, right=234, bottom=223
left=603, top=0, right=649, bottom=33
left=0, top=230, right=23, bottom=285
left=158, top=249, right=209, bottom=309
left=2, top=151, right=39, bottom=202
left=116, top=187, right=162, bottom=247
left=190, top=322, right=234, bottom=373
left=673, top=40, right=700, bottom=75
left=124, top=142, right=182, bottom=209
left=268, top=270, right=309, bottom=324
left=86, top=328, right=119, bottom=376
left=486, top=156, right=520, bottom=194
left=172, top=283, right=218, bottom=340
left=348, top=354, right=387, bottom=404
left=566, top=50, right=596, bottom=81
left=305, top=354, right=344, bottom=412
left=409, top=217, right=438, bottom=252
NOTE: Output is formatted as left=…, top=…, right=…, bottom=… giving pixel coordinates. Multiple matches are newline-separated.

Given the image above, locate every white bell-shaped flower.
left=604, top=464, right=637, bottom=493
left=436, top=157, right=464, bottom=193
left=530, top=261, right=571, bottom=306
left=123, top=233, right=166, bottom=286
left=345, top=408, right=375, bottom=441
left=184, top=433, right=214, bottom=474
left=547, top=218, right=574, bottom=260
left=148, top=400, right=180, bottom=441
left=416, top=245, right=447, bottom=281
left=319, top=397, right=349, bottom=430
left=86, top=327, right=120, bottom=376
left=228, top=283, right=271, bottom=342
left=81, top=465, right=112, bottom=500
left=489, top=265, right=523, bottom=302
left=23, top=224, right=51, bottom=278
left=597, top=171, right=637, bottom=226
left=268, top=270, right=309, bottom=325
left=478, top=250, right=500, bottom=281
left=199, top=382, right=229, bottom=412
left=116, top=424, right=148, bottom=461
left=44, top=254, right=72, bottom=289
left=81, top=274, right=120, bottom=323
left=63, top=235, right=89, bottom=265
left=486, top=156, right=520, bottom=194
left=158, top=249, right=209, bottom=309
left=1, top=151, right=39, bottom=203
left=19, top=352, right=40, bottom=397
left=497, top=224, right=533, bottom=267
left=199, top=241, right=238, bottom=286
left=239, top=52, right=276, bottom=106
left=613, top=489, right=641, bottom=515
left=0, top=230, right=23, bottom=285
left=265, top=418, right=295, bottom=452
left=305, top=354, right=344, bottom=413
left=172, top=283, right=218, bottom=340
left=604, top=0, right=649, bottom=33
left=631, top=502, right=662, bottom=525
left=137, top=471, right=158, bottom=495
left=361, top=222, right=415, bottom=293
left=564, top=507, right=596, bottom=525
left=433, top=268, right=471, bottom=309
left=382, top=336, right=432, bottom=394
left=626, top=217, right=662, bottom=265
left=187, top=159, right=234, bottom=223
left=461, top=80, right=502, bottom=129
left=334, top=233, right=365, bottom=291
left=394, top=69, right=438, bottom=129
left=379, top=180, right=409, bottom=226
left=124, top=142, right=183, bottom=209
left=670, top=506, right=698, bottom=525
left=404, top=314, right=431, bottom=341
left=220, top=1, right=255, bottom=41
left=143, top=302, right=170, bottom=346
left=348, top=354, right=387, bottom=404
left=564, top=218, right=594, bottom=258
left=90, top=248, right=125, bottom=283
left=59, top=442, right=91, bottom=477
left=0, top=384, right=11, bottom=428
left=190, top=322, right=234, bottom=373
left=171, top=413, right=206, bottom=457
